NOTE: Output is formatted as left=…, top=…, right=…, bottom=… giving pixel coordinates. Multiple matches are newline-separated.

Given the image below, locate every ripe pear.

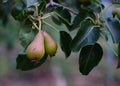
left=42, top=31, right=58, bottom=56
left=26, top=31, right=45, bottom=60
left=112, top=8, right=120, bottom=20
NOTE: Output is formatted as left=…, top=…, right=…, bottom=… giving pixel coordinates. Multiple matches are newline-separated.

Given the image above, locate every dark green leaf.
left=11, top=1, right=28, bottom=21
left=38, top=1, right=46, bottom=13
left=51, top=15, right=62, bottom=25
left=71, top=20, right=99, bottom=52
left=107, top=19, right=120, bottom=43
left=76, top=27, right=100, bottom=50
left=16, top=51, right=48, bottom=71
left=71, top=11, right=96, bottom=31
left=60, top=31, right=72, bottom=57
left=87, top=4, right=102, bottom=13
left=71, top=11, right=88, bottom=31
left=55, top=7, right=71, bottom=24
left=117, top=43, right=120, bottom=68
left=79, top=43, right=103, bottom=75
left=91, top=0, right=102, bottom=5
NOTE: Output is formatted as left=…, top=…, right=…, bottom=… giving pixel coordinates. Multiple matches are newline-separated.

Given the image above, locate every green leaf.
left=79, top=43, right=103, bottom=75
left=71, top=20, right=100, bottom=52
left=11, top=1, right=28, bottom=21
left=107, top=19, right=120, bottom=43
left=117, top=43, right=120, bottom=68
left=55, top=7, right=71, bottom=24
left=60, top=31, right=72, bottom=57
left=16, top=51, right=48, bottom=71
left=71, top=11, right=96, bottom=31
left=54, top=7, right=71, bottom=31
left=19, top=27, right=35, bottom=48
left=91, top=0, right=102, bottom=5
left=38, top=1, right=46, bottom=13
left=87, top=4, right=102, bottom=13
left=71, top=11, right=88, bottom=31
left=51, top=15, right=62, bottom=25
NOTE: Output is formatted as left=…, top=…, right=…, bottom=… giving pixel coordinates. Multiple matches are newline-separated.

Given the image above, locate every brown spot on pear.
left=26, top=31, right=45, bottom=60
left=42, top=31, right=58, bottom=56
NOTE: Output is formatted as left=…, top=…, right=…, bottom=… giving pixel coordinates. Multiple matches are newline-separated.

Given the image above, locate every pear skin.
left=26, top=31, right=45, bottom=60
left=112, top=8, right=120, bottom=20
left=42, top=31, right=58, bottom=56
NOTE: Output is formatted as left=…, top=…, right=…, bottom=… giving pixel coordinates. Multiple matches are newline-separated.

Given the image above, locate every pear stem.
left=29, top=16, right=39, bottom=30
left=33, top=22, right=39, bottom=30
left=43, top=21, right=59, bottom=33
left=39, top=20, right=42, bottom=31
left=35, top=6, right=38, bottom=16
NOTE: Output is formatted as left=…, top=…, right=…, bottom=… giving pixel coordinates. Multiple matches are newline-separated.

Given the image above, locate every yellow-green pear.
left=42, top=31, right=58, bottom=56
left=112, top=8, right=120, bottom=20
left=26, top=31, right=45, bottom=60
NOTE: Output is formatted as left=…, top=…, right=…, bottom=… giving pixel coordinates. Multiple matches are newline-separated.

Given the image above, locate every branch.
left=46, top=0, right=78, bottom=15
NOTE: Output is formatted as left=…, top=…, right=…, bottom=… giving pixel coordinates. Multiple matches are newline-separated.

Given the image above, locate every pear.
left=112, top=8, right=120, bottom=20
left=42, top=31, right=58, bottom=56
left=26, top=31, right=45, bottom=60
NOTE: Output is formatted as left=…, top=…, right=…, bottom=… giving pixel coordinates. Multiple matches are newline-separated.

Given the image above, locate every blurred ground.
left=0, top=40, right=120, bottom=86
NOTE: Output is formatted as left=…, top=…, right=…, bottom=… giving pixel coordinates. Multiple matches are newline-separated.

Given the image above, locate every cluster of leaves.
left=6, top=0, right=120, bottom=75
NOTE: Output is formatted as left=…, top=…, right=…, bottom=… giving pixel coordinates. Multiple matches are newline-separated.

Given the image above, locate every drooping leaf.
left=90, top=0, right=104, bottom=12
left=60, top=31, right=72, bottom=57
left=55, top=7, right=71, bottom=24
left=87, top=4, right=102, bottom=13
left=71, top=11, right=88, bottom=31
left=71, top=10, right=96, bottom=31
left=38, top=1, right=46, bottom=13
left=91, top=0, right=102, bottom=5
left=16, top=51, right=48, bottom=71
left=79, top=43, right=103, bottom=75
left=71, top=20, right=100, bottom=52
left=76, top=27, right=100, bottom=50
left=117, top=43, right=120, bottom=68
left=106, top=18, right=120, bottom=43
left=51, top=15, right=62, bottom=25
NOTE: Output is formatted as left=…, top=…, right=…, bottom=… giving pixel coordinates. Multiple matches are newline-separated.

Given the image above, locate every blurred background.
left=0, top=0, right=120, bottom=86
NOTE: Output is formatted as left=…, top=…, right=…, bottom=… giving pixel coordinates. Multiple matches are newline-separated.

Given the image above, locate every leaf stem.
left=35, top=6, right=38, bottom=16
left=86, top=17, right=96, bottom=25
left=38, top=17, right=42, bottom=31
left=29, top=16, right=39, bottom=30
left=43, top=21, right=59, bottom=33
left=41, top=12, right=55, bottom=19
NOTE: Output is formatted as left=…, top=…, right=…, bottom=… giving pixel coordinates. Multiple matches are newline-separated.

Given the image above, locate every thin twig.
left=29, top=16, right=39, bottom=30
left=46, top=3, right=50, bottom=8
left=46, top=0, right=78, bottom=15
left=41, top=12, right=55, bottom=19
left=53, top=2, right=78, bottom=15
